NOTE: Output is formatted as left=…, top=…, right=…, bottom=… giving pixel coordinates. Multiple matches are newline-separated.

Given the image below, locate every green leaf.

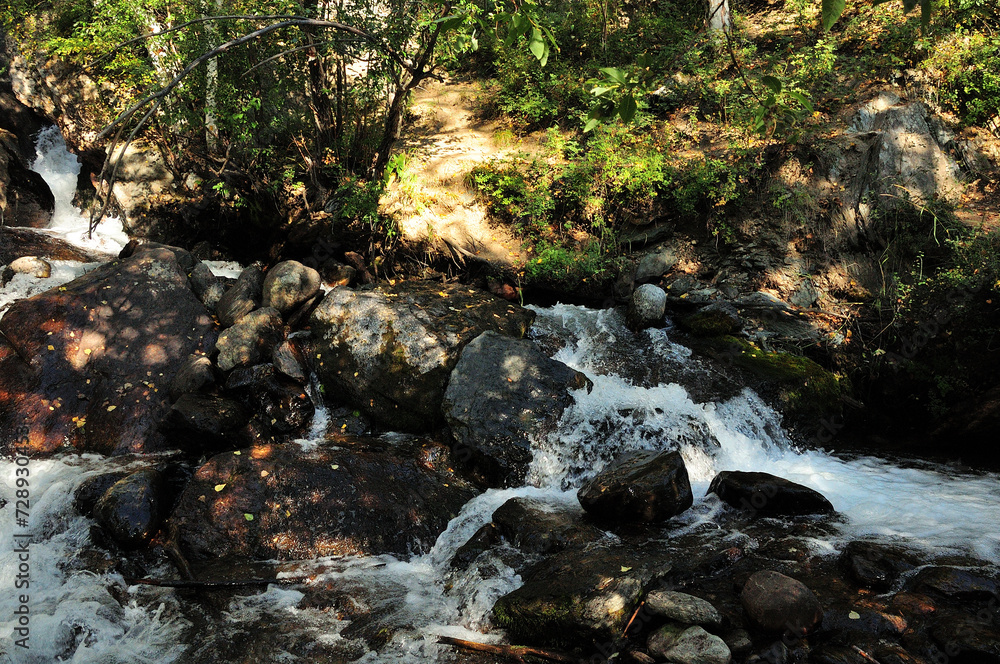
left=528, top=27, right=548, bottom=66
left=618, top=94, right=638, bottom=122
left=761, top=75, right=782, bottom=94
left=789, top=90, right=814, bottom=113
left=599, top=67, right=626, bottom=85
left=821, top=0, right=846, bottom=31
left=591, top=86, right=615, bottom=97
left=583, top=117, right=601, bottom=133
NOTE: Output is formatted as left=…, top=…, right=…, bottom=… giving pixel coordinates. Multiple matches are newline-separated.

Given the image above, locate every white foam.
left=0, top=456, right=189, bottom=663
left=30, top=126, right=130, bottom=255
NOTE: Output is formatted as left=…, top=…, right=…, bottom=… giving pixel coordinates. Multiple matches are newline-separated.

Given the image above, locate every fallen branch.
left=125, top=576, right=312, bottom=588
left=437, top=636, right=576, bottom=663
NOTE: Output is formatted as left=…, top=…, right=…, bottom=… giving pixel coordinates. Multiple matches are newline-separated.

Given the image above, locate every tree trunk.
left=708, top=0, right=731, bottom=32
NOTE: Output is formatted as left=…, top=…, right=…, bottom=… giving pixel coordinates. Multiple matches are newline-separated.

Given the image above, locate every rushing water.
left=27, top=126, right=130, bottom=255
left=3, top=133, right=1000, bottom=661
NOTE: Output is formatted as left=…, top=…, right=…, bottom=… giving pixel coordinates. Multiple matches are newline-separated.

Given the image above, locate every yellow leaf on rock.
left=214, top=484, right=226, bottom=492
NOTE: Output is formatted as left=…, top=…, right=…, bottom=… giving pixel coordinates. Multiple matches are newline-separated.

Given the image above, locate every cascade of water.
left=28, top=126, right=130, bottom=255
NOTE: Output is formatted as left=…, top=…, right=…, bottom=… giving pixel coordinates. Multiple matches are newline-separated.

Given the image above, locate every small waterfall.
left=29, top=126, right=129, bottom=255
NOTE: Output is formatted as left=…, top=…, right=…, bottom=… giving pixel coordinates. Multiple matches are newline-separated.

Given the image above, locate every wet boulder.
left=0, top=245, right=216, bottom=456
left=225, top=363, right=314, bottom=434
left=708, top=471, right=835, bottom=517
left=442, top=331, right=590, bottom=485
left=578, top=450, right=693, bottom=523
left=94, top=469, right=166, bottom=548
left=0, top=127, right=53, bottom=228
left=490, top=496, right=607, bottom=556
left=907, top=566, right=1000, bottom=601
left=309, top=281, right=535, bottom=431
left=627, top=283, right=666, bottom=331
left=74, top=470, right=132, bottom=517
left=262, top=260, right=321, bottom=315
left=169, top=354, right=216, bottom=401
left=839, top=540, right=919, bottom=591
left=214, top=307, right=284, bottom=372
left=161, top=393, right=251, bottom=451
left=741, top=570, right=823, bottom=634
left=8, top=256, right=52, bottom=278
left=169, top=439, right=477, bottom=560
left=216, top=262, right=264, bottom=327
left=492, top=545, right=672, bottom=648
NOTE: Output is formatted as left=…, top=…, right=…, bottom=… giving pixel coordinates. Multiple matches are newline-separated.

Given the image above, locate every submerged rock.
left=708, top=471, right=835, bottom=517
left=310, top=281, right=535, bottom=431
left=94, top=469, right=165, bottom=548
left=741, top=570, right=823, bottom=634
left=0, top=245, right=216, bottom=456
left=491, top=545, right=672, bottom=648
left=578, top=450, right=693, bottom=523
left=442, top=331, right=589, bottom=486
left=169, top=439, right=477, bottom=560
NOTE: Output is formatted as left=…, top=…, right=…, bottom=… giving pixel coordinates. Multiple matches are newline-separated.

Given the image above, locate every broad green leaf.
left=584, top=117, right=601, bottom=133
left=529, top=27, right=548, bottom=66
left=789, top=90, right=814, bottom=112
left=591, top=86, right=615, bottom=96
left=761, top=75, right=782, bottom=94
left=618, top=94, right=638, bottom=122
left=821, top=0, right=846, bottom=31
left=599, top=67, right=626, bottom=85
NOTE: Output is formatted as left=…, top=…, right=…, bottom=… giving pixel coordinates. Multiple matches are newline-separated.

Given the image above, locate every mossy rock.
left=714, top=336, right=843, bottom=420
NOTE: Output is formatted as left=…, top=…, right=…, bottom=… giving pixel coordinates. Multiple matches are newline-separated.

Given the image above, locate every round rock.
left=649, top=625, right=732, bottom=664
left=9, top=256, right=51, bottom=278
left=262, top=260, right=322, bottom=315
left=627, top=283, right=666, bottom=331
left=646, top=590, right=722, bottom=628
left=94, top=469, right=165, bottom=548
left=577, top=449, right=693, bottom=523
left=741, top=570, right=823, bottom=634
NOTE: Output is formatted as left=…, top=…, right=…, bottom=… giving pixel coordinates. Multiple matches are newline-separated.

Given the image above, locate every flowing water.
left=3, top=131, right=1000, bottom=662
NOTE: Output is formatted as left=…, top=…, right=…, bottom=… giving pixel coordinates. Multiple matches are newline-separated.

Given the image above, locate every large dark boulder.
left=490, top=496, right=606, bottom=556
left=491, top=545, right=672, bottom=648
left=741, top=570, right=824, bottom=634
left=838, top=540, right=919, bottom=591
left=442, top=331, right=590, bottom=486
left=224, top=363, right=314, bottom=434
left=0, top=245, right=216, bottom=456
left=0, top=127, right=54, bottom=228
left=309, top=281, right=535, bottom=431
left=160, top=393, right=251, bottom=451
left=93, top=469, right=166, bottom=548
left=708, top=471, right=835, bottom=517
left=168, top=439, right=478, bottom=560
left=577, top=450, right=693, bottom=523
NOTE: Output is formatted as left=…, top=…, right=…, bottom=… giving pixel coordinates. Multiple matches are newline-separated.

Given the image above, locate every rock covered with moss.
left=309, top=281, right=535, bottom=431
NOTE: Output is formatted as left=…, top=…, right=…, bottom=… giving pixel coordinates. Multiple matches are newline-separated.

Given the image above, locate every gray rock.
left=310, top=281, right=535, bottom=432
left=789, top=278, right=819, bottom=308
left=262, top=260, right=322, bottom=315
left=627, top=283, right=666, bottom=331
left=664, top=274, right=702, bottom=296
left=648, top=623, right=687, bottom=657
left=215, top=307, right=284, bottom=372
left=8, top=256, right=51, bottom=278
left=94, top=469, right=165, bottom=548
left=271, top=340, right=307, bottom=383
left=578, top=449, right=693, bottom=523
left=635, top=247, right=677, bottom=283
left=681, top=301, right=741, bottom=337
left=652, top=626, right=732, bottom=664
left=443, top=331, right=590, bottom=486
left=216, top=262, right=264, bottom=327
left=646, top=590, right=722, bottom=628
left=741, top=570, right=823, bottom=634
left=169, top=354, right=215, bottom=402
